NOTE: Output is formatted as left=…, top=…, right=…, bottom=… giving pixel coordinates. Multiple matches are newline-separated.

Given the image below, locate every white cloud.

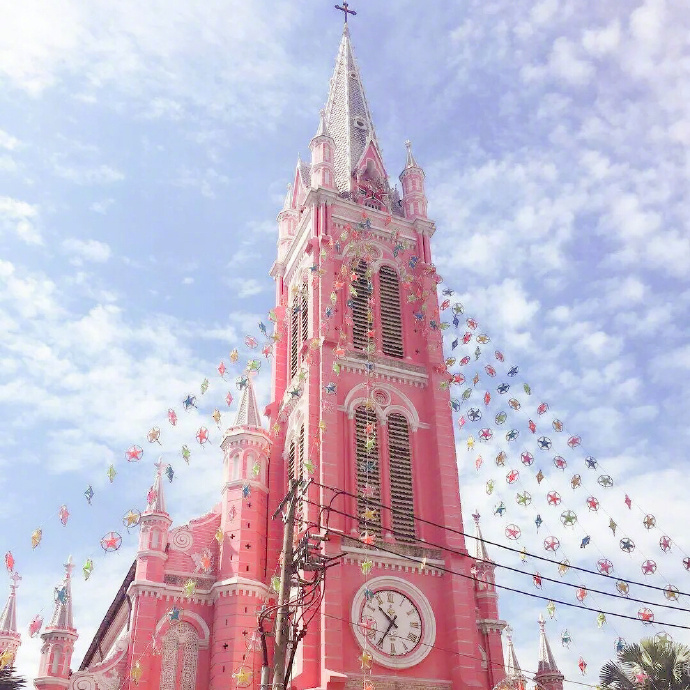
left=582, top=20, right=621, bottom=57
left=172, top=166, right=229, bottom=199
left=0, top=129, right=21, bottom=150
left=62, top=238, right=112, bottom=264
left=89, top=198, right=114, bottom=214
left=226, top=277, right=264, bottom=298
left=182, top=276, right=194, bottom=285
left=0, top=196, right=41, bottom=244
left=53, top=163, right=124, bottom=185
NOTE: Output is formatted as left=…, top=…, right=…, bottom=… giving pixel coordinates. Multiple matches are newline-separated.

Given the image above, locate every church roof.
left=324, top=24, right=384, bottom=192
left=0, top=574, right=20, bottom=634
left=537, top=614, right=561, bottom=675
left=80, top=561, right=135, bottom=670
left=48, top=556, right=75, bottom=630
left=234, top=378, right=263, bottom=428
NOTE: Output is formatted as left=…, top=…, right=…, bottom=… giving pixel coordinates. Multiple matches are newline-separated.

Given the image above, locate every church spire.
left=535, top=614, right=564, bottom=690
left=537, top=613, right=558, bottom=672
left=472, top=511, right=490, bottom=561
left=0, top=572, right=22, bottom=665
left=504, top=626, right=523, bottom=679
left=404, top=139, right=418, bottom=168
left=48, top=556, right=75, bottom=630
left=234, top=378, right=263, bottom=428
left=145, top=459, right=168, bottom=514
left=323, top=21, right=384, bottom=192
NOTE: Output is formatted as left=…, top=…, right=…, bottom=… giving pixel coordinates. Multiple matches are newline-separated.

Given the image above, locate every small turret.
left=504, top=626, right=525, bottom=686
left=535, top=614, right=564, bottom=690
left=135, top=460, right=172, bottom=583
left=310, top=109, right=337, bottom=190
left=398, top=139, right=428, bottom=220
left=0, top=572, right=22, bottom=667
left=35, top=557, right=78, bottom=690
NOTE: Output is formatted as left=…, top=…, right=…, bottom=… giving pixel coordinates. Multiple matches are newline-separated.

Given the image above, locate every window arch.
left=387, top=413, right=415, bottom=542
left=379, top=265, right=403, bottom=358
left=355, top=406, right=381, bottom=535
left=160, top=622, right=199, bottom=690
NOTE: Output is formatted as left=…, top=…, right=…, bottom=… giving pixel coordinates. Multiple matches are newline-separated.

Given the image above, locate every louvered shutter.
left=298, top=424, right=305, bottom=518
left=379, top=266, right=404, bottom=358
left=288, top=440, right=295, bottom=485
left=356, top=406, right=381, bottom=535
left=352, top=261, right=370, bottom=351
left=387, top=413, right=415, bottom=542
left=290, top=294, right=299, bottom=379
left=301, top=288, right=308, bottom=345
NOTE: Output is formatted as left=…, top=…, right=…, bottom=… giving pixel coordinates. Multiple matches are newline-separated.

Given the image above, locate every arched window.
left=356, top=406, right=381, bottom=535
left=51, top=647, right=61, bottom=675
left=387, top=413, right=415, bottom=542
left=379, top=266, right=403, bottom=358
left=352, top=261, right=371, bottom=351
left=160, top=622, right=199, bottom=690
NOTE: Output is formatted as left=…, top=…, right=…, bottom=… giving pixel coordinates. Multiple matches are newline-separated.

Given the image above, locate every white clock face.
left=351, top=576, right=435, bottom=670
left=358, top=588, right=423, bottom=659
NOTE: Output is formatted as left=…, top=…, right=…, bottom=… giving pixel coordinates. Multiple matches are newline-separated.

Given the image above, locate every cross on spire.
left=9, top=572, right=21, bottom=590
left=334, top=2, right=356, bottom=24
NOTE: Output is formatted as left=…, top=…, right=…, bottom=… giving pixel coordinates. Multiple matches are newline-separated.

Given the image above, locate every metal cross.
left=335, top=1, right=356, bottom=23
left=9, top=572, right=21, bottom=589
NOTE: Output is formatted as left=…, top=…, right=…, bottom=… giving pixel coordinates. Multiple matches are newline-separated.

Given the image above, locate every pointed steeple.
left=314, top=109, right=331, bottom=139
left=282, top=183, right=293, bottom=211
left=537, top=614, right=559, bottom=674
left=324, top=24, right=384, bottom=192
left=0, top=573, right=20, bottom=636
left=472, top=510, right=490, bottom=561
left=48, top=557, right=75, bottom=630
left=145, top=459, right=168, bottom=514
left=504, top=626, right=523, bottom=679
left=404, top=139, right=418, bottom=168
left=234, top=378, right=263, bottom=428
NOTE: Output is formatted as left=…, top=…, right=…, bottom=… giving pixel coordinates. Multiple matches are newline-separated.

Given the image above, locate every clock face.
left=351, top=576, right=435, bottom=670
left=358, top=588, right=423, bottom=659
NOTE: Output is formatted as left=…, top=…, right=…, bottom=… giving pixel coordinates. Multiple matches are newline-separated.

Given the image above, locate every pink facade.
left=25, top=23, right=566, bottom=690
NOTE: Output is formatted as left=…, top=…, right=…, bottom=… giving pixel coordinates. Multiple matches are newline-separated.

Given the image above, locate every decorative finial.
left=65, top=555, right=74, bottom=576
left=505, top=625, right=513, bottom=640
left=539, top=612, right=545, bottom=628
left=472, top=510, right=481, bottom=524
left=405, top=139, right=411, bottom=149
left=335, top=2, right=357, bottom=24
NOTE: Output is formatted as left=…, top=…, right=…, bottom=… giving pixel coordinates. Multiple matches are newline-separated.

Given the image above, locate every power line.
left=311, top=480, right=690, bottom=599
left=304, top=503, right=690, bottom=631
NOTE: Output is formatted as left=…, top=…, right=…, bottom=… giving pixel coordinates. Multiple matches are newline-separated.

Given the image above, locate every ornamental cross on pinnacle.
left=334, top=1, right=356, bottom=23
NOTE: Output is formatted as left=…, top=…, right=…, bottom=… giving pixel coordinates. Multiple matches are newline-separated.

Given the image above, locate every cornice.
left=342, top=546, right=444, bottom=576
left=339, top=353, right=429, bottom=389
left=477, top=618, right=507, bottom=634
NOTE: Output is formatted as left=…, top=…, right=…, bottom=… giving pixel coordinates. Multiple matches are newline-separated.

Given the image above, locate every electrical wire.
left=303, top=503, right=690, bottom=631
left=311, top=480, right=690, bottom=599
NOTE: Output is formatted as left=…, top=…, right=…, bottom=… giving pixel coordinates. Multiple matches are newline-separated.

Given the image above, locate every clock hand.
left=378, top=606, right=399, bottom=628
left=377, top=615, right=398, bottom=647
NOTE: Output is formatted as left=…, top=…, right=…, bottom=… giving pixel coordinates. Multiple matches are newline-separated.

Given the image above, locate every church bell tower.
left=265, top=13, right=507, bottom=690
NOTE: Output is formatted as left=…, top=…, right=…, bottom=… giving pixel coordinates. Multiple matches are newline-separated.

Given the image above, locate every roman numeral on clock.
left=407, top=632, right=418, bottom=643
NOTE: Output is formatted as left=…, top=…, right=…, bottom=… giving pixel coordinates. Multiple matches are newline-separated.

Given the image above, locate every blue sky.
left=1, top=0, right=690, bottom=685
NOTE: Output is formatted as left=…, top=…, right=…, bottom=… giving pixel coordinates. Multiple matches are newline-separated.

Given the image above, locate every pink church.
left=0, top=19, right=568, bottom=690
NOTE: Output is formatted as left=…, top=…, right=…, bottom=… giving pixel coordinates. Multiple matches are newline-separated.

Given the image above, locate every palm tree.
left=0, top=666, right=26, bottom=689
left=601, top=638, right=690, bottom=690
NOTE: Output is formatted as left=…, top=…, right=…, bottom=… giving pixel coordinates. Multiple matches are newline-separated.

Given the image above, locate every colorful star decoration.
left=232, top=666, right=253, bottom=687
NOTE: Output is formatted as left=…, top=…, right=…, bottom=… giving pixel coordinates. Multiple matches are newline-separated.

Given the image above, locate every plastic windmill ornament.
left=100, top=532, right=122, bottom=553
left=84, top=485, right=95, bottom=504
left=125, top=445, right=144, bottom=462
left=31, top=528, right=42, bottom=549
left=147, top=427, right=161, bottom=445
left=83, top=559, right=94, bottom=580
left=123, top=509, right=141, bottom=529
left=58, top=505, right=69, bottom=526
left=232, top=666, right=253, bottom=687
left=4, top=552, right=14, bottom=573
left=181, top=445, right=191, bottom=464
left=28, top=614, right=43, bottom=638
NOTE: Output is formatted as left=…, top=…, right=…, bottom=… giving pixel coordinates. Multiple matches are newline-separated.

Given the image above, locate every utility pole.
left=271, top=481, right=298, bottom=690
